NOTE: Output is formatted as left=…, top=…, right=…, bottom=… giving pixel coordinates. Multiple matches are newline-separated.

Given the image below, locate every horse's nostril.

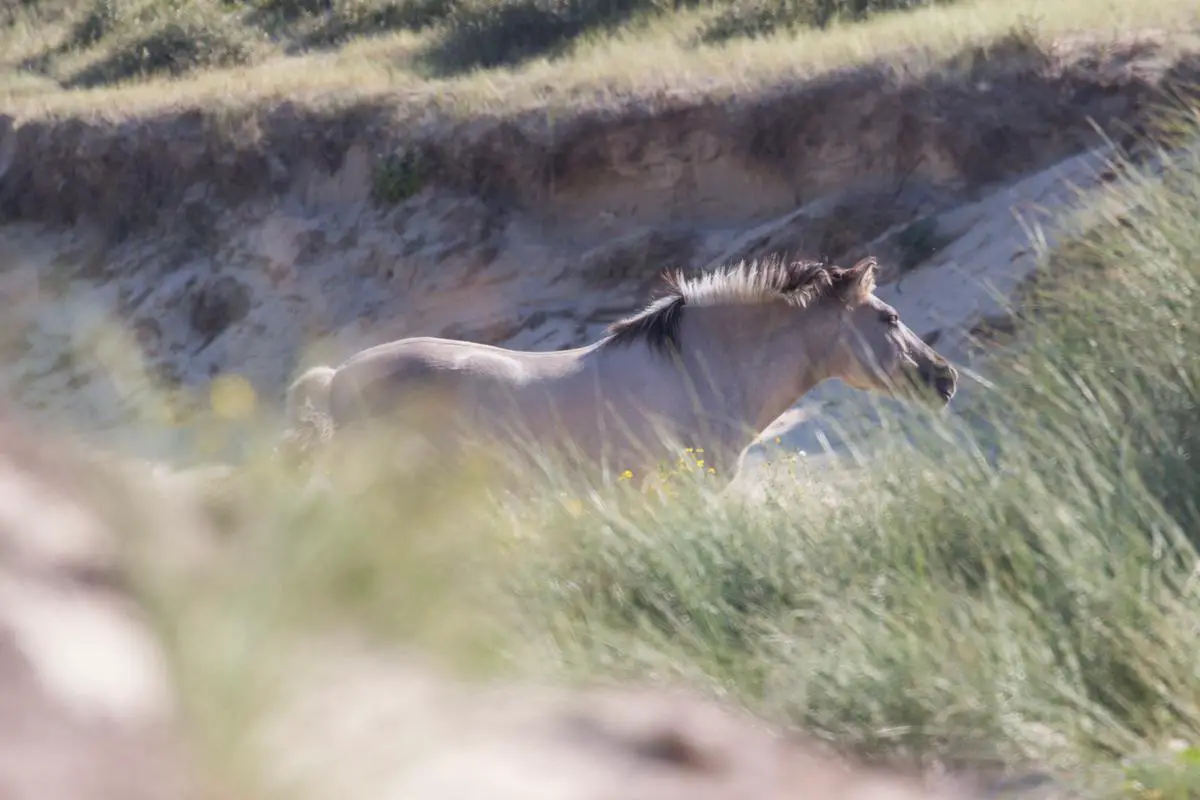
left=917, top=360, right=957, bottom=400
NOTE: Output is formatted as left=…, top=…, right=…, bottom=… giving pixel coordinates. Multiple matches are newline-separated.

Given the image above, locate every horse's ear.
left=848, top=256, right=878, bottom=283
left=834, top=257, right=878, bottom=303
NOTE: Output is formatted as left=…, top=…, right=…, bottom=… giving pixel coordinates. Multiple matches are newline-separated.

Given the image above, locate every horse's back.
left=330, top=338, right=462, bottom=426
left=328, top=336, right=548, bottom=427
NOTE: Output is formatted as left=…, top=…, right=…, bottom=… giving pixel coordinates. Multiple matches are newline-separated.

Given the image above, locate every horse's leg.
left=709, top=444, right=753, bottom=500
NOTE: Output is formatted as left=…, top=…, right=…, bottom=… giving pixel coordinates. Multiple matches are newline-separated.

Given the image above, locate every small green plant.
left=893, top=215, right=943, bottom=271
left=371, top=148, right=428, bottom=204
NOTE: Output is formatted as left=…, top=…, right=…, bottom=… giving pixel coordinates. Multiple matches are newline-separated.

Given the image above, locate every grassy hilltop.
left=3, top=0, right=1200, bottom=798
left=1, top=0, right=1196, bottom=114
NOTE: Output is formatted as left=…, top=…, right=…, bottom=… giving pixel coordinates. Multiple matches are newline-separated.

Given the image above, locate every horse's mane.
left=605, top=254, right=877, bottom=355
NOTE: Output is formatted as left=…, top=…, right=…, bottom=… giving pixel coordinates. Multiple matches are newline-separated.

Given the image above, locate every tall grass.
left=491, top=119, right=1200, bottom=783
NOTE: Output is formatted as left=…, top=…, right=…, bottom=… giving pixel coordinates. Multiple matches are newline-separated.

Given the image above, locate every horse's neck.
left=677, top=304, right=832, bottom=443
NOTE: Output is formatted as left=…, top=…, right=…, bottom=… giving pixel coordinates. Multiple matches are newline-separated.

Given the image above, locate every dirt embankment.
left=4, top=35, right=1195, bottom=237
left=0, top=32, right=1197, bottom=449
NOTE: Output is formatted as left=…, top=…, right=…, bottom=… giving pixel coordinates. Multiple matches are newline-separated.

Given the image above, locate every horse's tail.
left=280, top=365, right=337, bottom=460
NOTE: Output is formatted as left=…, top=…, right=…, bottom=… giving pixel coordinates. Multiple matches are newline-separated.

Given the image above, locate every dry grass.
left=2, top=0, right=1198, bottom=121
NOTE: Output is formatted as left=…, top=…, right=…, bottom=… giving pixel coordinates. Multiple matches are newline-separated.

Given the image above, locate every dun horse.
left=281, top=256, right=958, bottom=488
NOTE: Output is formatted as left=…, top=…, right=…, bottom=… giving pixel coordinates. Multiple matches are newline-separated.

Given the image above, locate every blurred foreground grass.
left=101, top=102, right=1200, bottom=798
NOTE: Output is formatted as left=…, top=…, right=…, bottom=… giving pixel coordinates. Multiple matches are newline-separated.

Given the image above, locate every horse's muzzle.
left=919, top=360, right=959, bottom=403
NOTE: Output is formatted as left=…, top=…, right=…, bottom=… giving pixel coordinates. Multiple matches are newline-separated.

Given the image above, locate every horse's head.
left=824, top=258, right=958, bottom=407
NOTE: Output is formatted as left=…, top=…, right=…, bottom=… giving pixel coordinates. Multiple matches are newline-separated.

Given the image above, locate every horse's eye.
left=883, top=312, right=900, bottom=327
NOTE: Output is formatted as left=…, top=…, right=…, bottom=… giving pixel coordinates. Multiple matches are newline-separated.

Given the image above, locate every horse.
left=279, top=255, right=958, bottom=491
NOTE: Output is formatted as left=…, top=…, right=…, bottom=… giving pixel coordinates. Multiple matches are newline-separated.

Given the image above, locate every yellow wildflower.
left=209, top=373, right=258, bottom=421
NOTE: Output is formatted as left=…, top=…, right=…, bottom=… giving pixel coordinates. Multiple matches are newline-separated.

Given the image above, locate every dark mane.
left=604, top=255, right=874, bottom=356
left=605, top=294, right=688, bottom=355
